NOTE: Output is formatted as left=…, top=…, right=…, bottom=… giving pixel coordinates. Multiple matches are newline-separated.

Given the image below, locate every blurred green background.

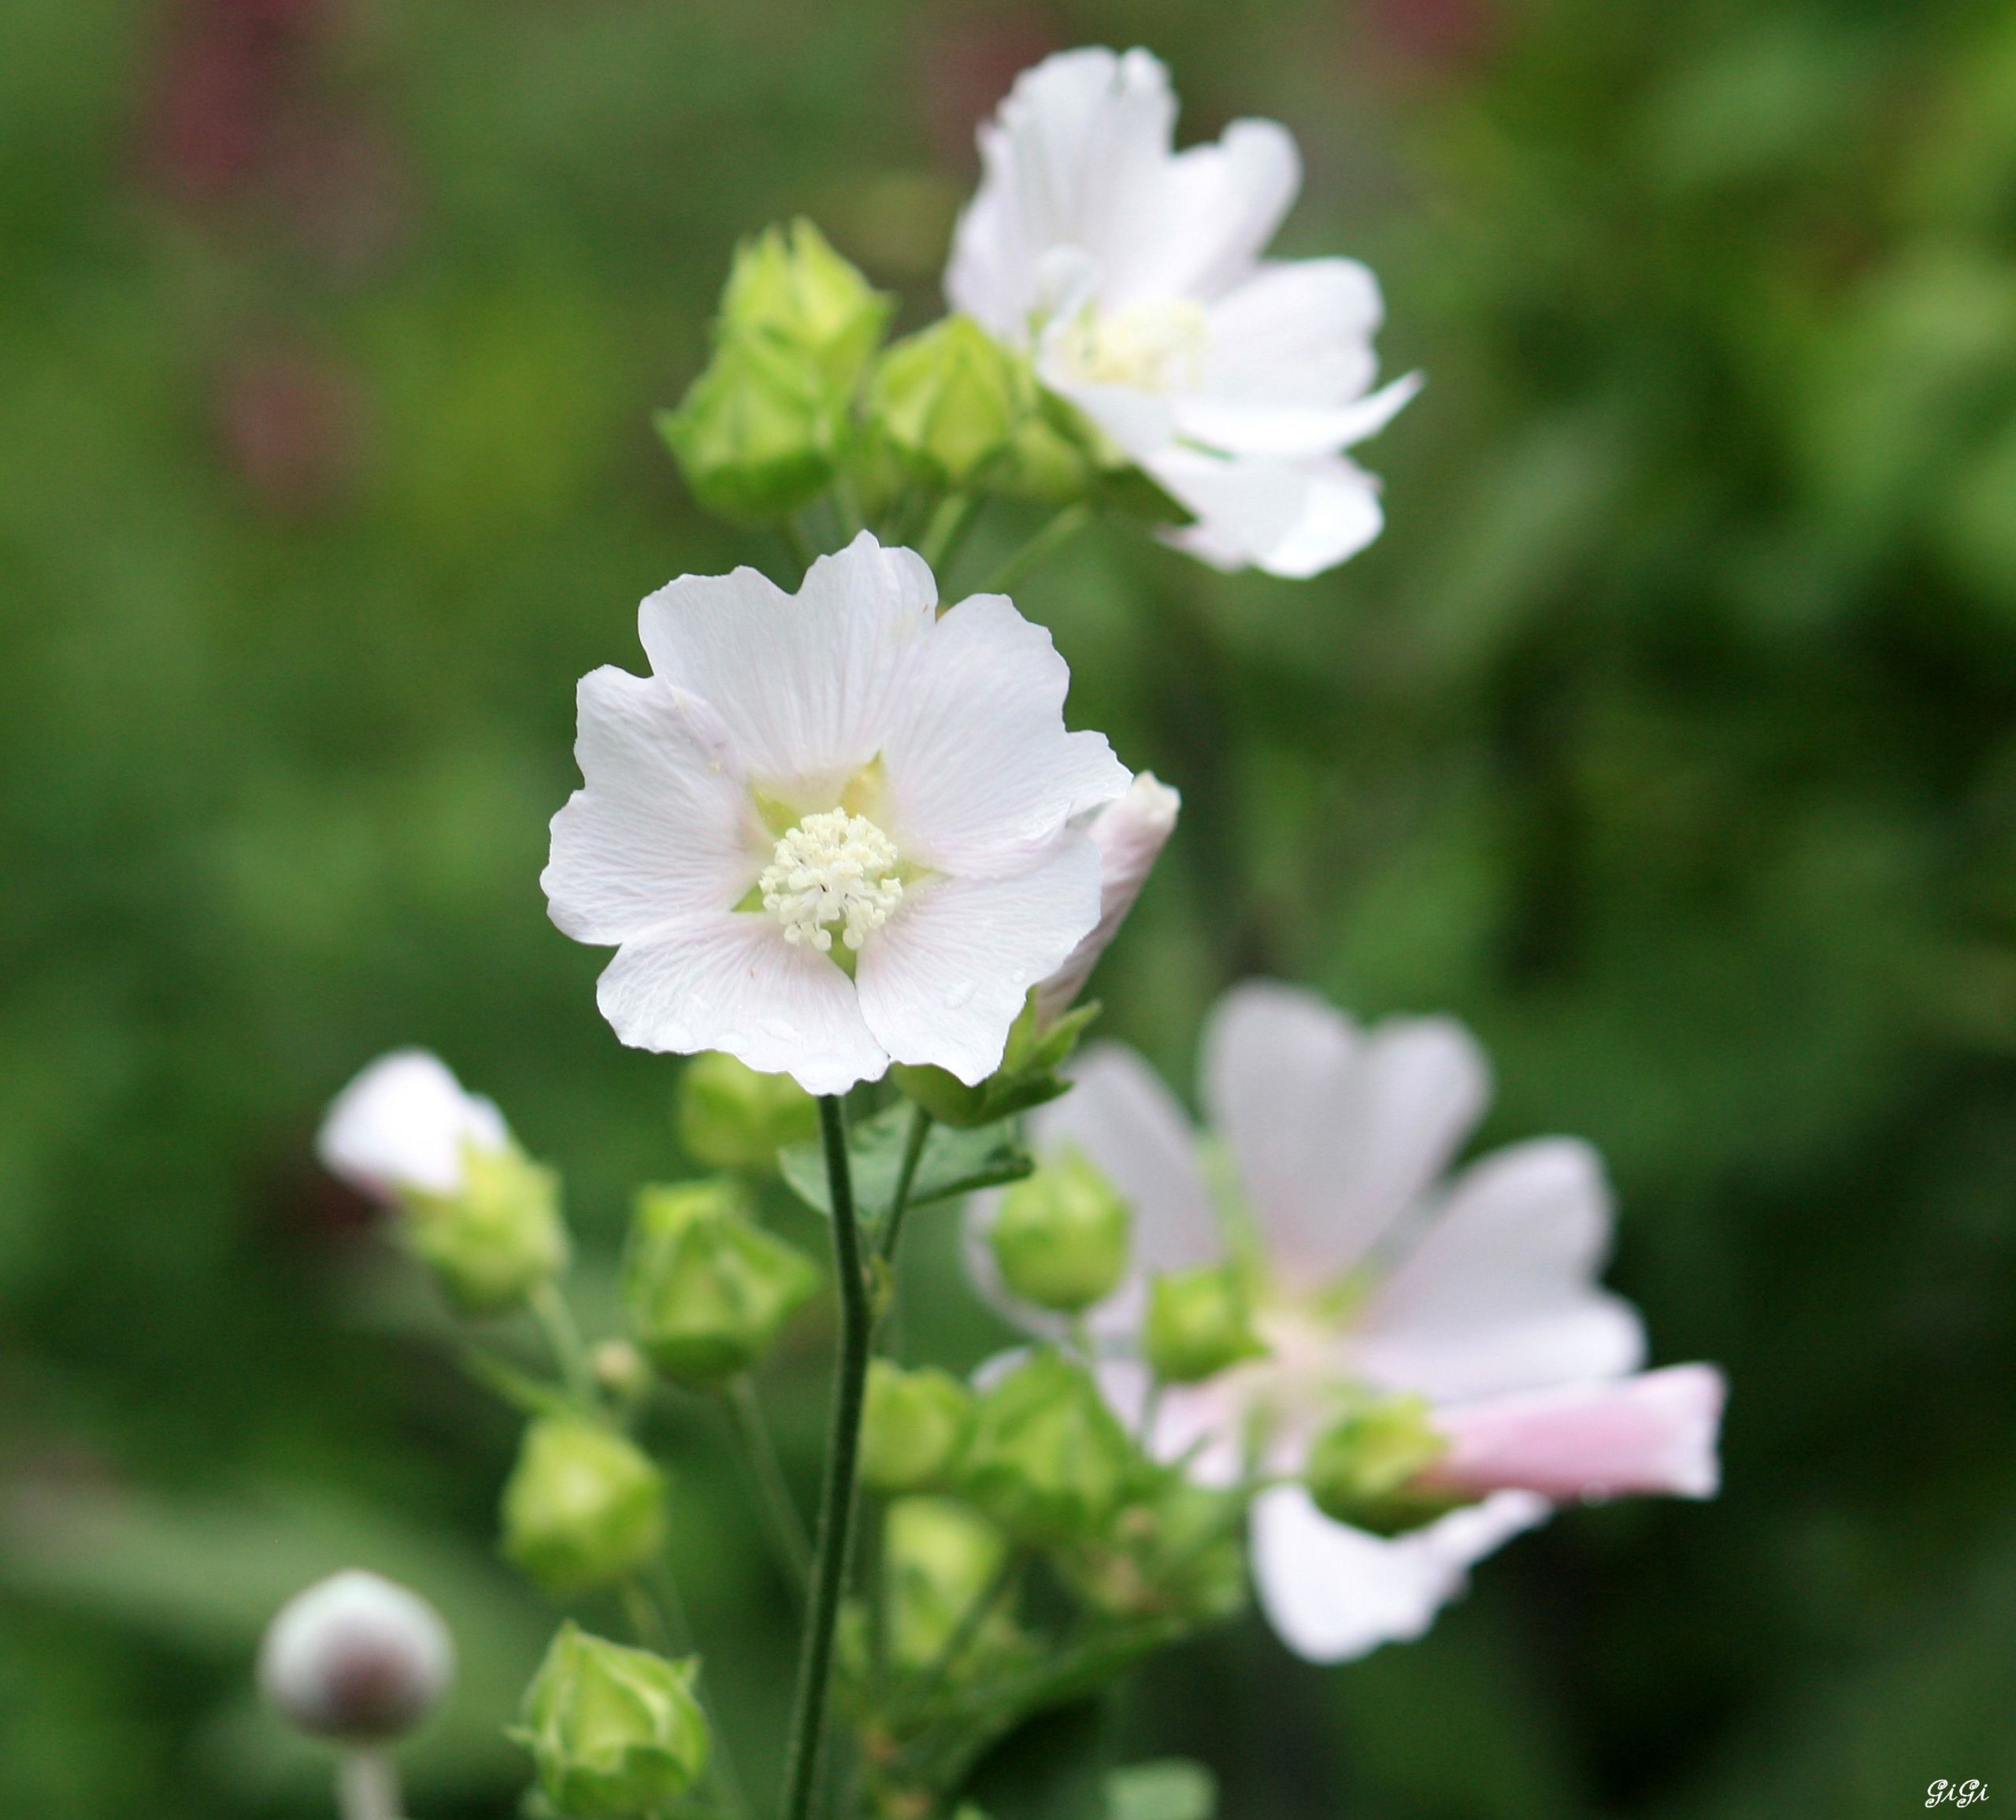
left=6, top=0, right=2016, bottom=1812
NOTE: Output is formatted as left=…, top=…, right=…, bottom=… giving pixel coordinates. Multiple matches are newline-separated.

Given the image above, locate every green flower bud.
left=884, top=1496, right=1011, bottom=1674
left=721, top=219, right=890, bottom=395
left=500, top=1419, right=666, bottom=1596
left=1304, top=1395, right=1456, bottom=1536
left=514, top=1622, right=710, bottom=1818
left=1144, top=1264, right=1266, bottom=1385
left=657, top=333, right=838, bottom=522
left=1058, top=1476, right=1247, bottom=1625
left=861, top=1360, right=973, bottom=1494
left=866, top=314, right=1028, bottom=487
left=402, top=1140, right=569, bottom=1314
left=988, top=1148, right=1131, bottom=1314
left=622, top=1181, right=820, bottom=1389
left=961, top=1350, right=1139, bottom=1545
left=675, top=1051, right=818, bottom=1173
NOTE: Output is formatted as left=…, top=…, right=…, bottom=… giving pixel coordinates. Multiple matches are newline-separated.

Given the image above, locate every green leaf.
left=778, top=1103, right=1032, bottom=1222
left=1104, top=1761, right=1217, bottom=1820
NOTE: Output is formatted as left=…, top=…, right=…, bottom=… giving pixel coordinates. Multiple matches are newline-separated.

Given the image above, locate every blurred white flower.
left=317, top=1049, right=509, bottom=1202
left=1033, top=770, right=1180, bottom=1025
left=948, top=46, right=1418, bottom=579
left=260, top=1569, right=454, bottom=1742
left=970, top=981, right=1724, bottom=1662
left=542, top=533, right=1128, bottom=1096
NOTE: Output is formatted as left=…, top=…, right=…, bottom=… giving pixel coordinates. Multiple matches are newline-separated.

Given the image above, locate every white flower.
left=318, top=1050, right=510, bottom=1202
left=260, top=1569, right=455, bottom=1741
left=967, top=980, right=1708, bottom=1662
left=947, top=47, right=1419, bottom=580
left=1032, top=771, right=1180, bottom=1025
left=542, top=533, right=1129, bottom=1097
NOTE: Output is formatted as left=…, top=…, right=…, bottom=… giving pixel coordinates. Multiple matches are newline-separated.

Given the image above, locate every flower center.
left=1056, top=299, right=1210, bottom=392
left=760, top=809, right=904, bottom=954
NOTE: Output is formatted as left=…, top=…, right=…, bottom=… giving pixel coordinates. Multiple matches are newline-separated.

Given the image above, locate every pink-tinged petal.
left=880, top=593, right=1129, bottom=878
left=542, top=668, right=761, bottom=946
left=1250, top=1485, right=1548, bottom=1664
left=1200, top=983, right=1489, bottom=1282
left=967, top=1040, right=1223, bottom=1341
left=1175, top=371, right=1423, bottom=461
left=1034, top=773, right=1182, bottom=1024
left=947, top=47, right=1178, bottom=339
left=1419, top=1365, right=1727, bottom=1503
left=854, top=835, right=1102, bottom=1087
left=1356, top=1138, right=1647, bottom=1401
left=1150, top=449, right=1386, bottom=580
left=635, top=536, right=935, bottom=799
left=317, top=1051, right=508, bottom=1201
left=594, top=914, right=886, bottom=1097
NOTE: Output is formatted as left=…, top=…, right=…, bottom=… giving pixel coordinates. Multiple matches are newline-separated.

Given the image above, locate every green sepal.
left=890, top=996, right=1100, bottom=1130
left=777, top=1103, right=1032, bottom=1225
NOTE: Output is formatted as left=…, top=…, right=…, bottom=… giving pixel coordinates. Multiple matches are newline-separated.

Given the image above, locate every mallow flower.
left=542, top=533, right=1128, bottom=1096
left=967, top=980, right=1725, bottom=1662
left=947, top=47, right=1419, bottom=579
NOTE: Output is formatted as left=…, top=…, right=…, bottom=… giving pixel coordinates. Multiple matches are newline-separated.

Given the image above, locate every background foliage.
left=6, top=0, right=2016, bottom=1812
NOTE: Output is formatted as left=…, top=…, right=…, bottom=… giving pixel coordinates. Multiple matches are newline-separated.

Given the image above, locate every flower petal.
left=1420, top=1365, right=1727, bottom=1503
left=594, top=914, right=887, bottom=1097
left=1356, top=1138, right=1647, bottom=1401
left=1113, top=120, right=1302, bottom=305
left=854, top=833, right=1102, bottom=1087
left=636, top=535, right=936, bottom=799
left=1150, top=448, right=1387, bottom=579
left=1095, top=1359, right=1248, bottom=1488
left=880, top=592, right=1129, bottom=877
left=1200, top=983, right=1489, bottom=1283
left=1034, top=773, right=1181, bottom=1024
left=1250, top=1484, right=1548, bottom=1664
left=317, top=1051, right=508, bottom=1201
left=1195, top=258, right=1388, bottom=410
left=1176, top=372, right=1422, bottom=461
left=947, top=47, right=1178, bottom=339
left=542, top=667, right=760, bottom=945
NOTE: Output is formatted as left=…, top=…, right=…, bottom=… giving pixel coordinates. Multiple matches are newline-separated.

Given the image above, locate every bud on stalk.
left=988, top=1149, right=1131, bottom=1314
left=260, top=1570, right=454, bottom=1744
left=500, top=1418, right=667, bottom=1596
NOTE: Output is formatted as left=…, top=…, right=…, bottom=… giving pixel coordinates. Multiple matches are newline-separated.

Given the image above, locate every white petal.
left=1200, top=984, right=1489, bottom=1284
left=1195, top=258, right=1388, bottom=410
left=1034, top=772, right=1182, bottom=1024
left=1250, top=1485, right=1548, bottom=1664
left=636, top=535, right=936, bottom=799
left=1031, top=354, right=1178, bottom=458
left=1356, top=1138, right=1647, bottom=1401
left=594, top=914, right=887, bottom=1097
left=317, top=1051, right=508, bottom=1201
left=1150, top=448, right=1387, bottom=579
left=542, top=667, right=760, bottom=945
left=880, top=592, right=1129, bottom=878
left=1111, top=119, right=1302, bottom=305
left=947, top=47, right=1178, bottom=339
left=855, top=835, right=1102, bottom=1087
left=1176, top=372, right=1423, bottom=461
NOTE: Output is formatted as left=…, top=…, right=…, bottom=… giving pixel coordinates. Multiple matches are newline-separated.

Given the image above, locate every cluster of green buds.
left=515, top=1622, right=710, bottom=1817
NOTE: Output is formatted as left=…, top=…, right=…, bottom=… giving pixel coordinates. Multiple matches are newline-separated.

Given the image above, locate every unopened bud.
left=884, top=1496, right=1010, bottom=1674
left=500, top=1419, right=666, bottom=1596
left=514, top=1622, right=710, bottom=1817
left=621, top=1181, right=819, bottom=1389
left=1033, top=774, right=1180, bottom=1025
left=988, top=1149, right=1130, bottom=1314
left=1143, top=1263, right=1265, bottom=1385
left=675, top=1051, right=817, bottom=1173
left=866, top=314, right=1028, bottom=487
left=720, top=219, right=890, bottom=395
left=259, top=1570, right=454, bottom=1744
left=861, top=1361, right=973, bottom=1494
left=961, top=1350, right=1138, bottom=1545
left=403, top=1141, right=570, bottom=1314
left=1304, top=1396, right=1454, bottom=1535
left=658, top=335, right=839, bottom=523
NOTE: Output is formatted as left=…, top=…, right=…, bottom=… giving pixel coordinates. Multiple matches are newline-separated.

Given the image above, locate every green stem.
left=529, top=1280, right=598, bottom=1412
left=878, top=1103, right=934, bottom=1268
left=918, top=493, right=980, bottom=576
left=981, top=501, right=1094, bottom=597
left=779, top=1096, right=874, bottom=1820
left=724, top=1375, right=813, bottom=1592
left=335, top=1750, right=399, bottom=1820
